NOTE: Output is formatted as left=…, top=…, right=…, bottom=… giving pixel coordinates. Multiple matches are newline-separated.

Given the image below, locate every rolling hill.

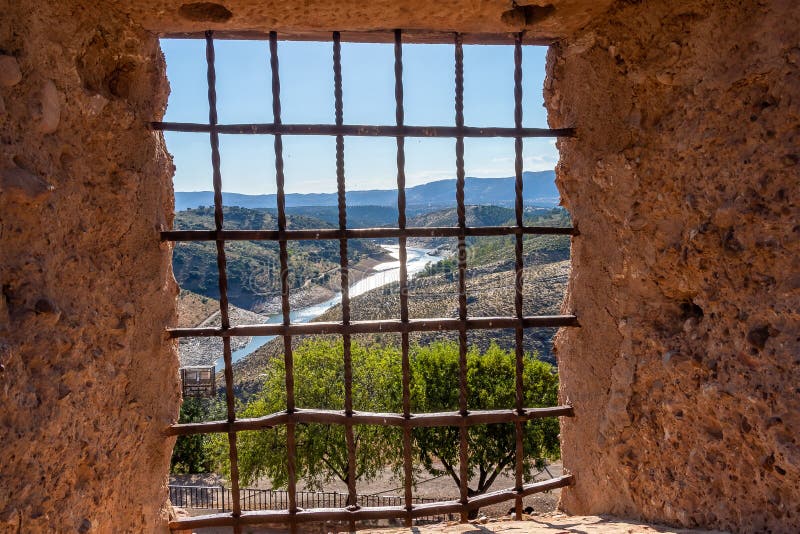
left=232, top=257, right=571, bottom=397
left=229, top=207, right=573, bottom=396
left=175, top=171, right=559, bottom=211
left=407, top=205, right=571, bottom=252
left=172, top=206, right=387, bottom=311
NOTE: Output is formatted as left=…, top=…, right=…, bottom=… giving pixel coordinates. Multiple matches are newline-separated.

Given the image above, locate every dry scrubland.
left=232, top=258, right=569, bottom=396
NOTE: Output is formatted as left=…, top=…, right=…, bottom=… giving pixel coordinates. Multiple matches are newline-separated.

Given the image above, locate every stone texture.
left=32, top=79, right=61, bottom=134
left=0, top=0, right=179, bottom=532
left=0, top=54, right=22, bottom=87
left=0, top=165, right=53, bottom=202
left=111, top=0, right=615, bottom=41
left=546, top=1, right=800, bottom=532
left=2, top=0, right=799, bottom=532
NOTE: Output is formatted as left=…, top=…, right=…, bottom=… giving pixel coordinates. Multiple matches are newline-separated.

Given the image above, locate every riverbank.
left=177, top=303, right=270, bottom=367
left=230, top=258, right=569, bottom=396
left=252, top=250, right=396, bottom=315
left=177, top=246, right=440, bottom=369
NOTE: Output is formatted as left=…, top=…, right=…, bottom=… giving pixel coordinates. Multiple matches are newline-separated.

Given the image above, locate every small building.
left=180, top=366, right=216, bottom=398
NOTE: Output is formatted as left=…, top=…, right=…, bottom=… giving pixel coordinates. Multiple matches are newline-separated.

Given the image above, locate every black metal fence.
left=169, top=485, right=455, bottom=523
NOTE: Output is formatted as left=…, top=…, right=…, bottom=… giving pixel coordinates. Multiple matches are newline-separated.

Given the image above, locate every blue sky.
left=161, top=39, right=558, bottom=195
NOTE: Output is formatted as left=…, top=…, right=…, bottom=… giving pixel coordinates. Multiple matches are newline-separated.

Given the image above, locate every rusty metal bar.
left=151, top=121, right=574, bottom=138
left=203, top=31, right=242, bottom=529
left=453, top=32, right=470, bottom=523
left=167, top=314, right=579, bottom=338
left=168, top=476, right=574, bottom=529
left=161, top=225, right=576, bottom=242
left=166, top=405, right=574, bottom=436
left=466, top=475, right=573, bottom=508
left=332, top=32, right=358, bottom=524
left=393, top=28, right=414, bottom=528
left=512, top=32, right=526, bottom=521
left=160, top=29, right=561, bottom=46
left=269, top=31, right=298, bottom=527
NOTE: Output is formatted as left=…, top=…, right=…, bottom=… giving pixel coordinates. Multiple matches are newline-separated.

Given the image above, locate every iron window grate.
left=155, top=29, right=578, bottom=532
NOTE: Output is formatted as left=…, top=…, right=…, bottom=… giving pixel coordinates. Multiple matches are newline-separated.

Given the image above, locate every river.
left=221, top=245, right=444, bottom=370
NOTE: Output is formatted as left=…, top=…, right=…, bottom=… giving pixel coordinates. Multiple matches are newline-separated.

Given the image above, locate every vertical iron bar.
left=454, top=32, right=470, bottom=523
left=204, top=31, right=242, bottom=532
left=269, top=31, right=298, bottom=532
left=394, top=28, right=414, bottom=529
left=513, top=32, right=526, bottom=521
left=333, top=32, right=359, bottom=533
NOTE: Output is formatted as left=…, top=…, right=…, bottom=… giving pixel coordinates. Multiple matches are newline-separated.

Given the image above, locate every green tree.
left=209, top=339, right=403, bottom=488
left=213, top=340, right=560, bottom=502
left=171, top=396, right=225, bottom=474
left=410, top=342, right=560, bottom=502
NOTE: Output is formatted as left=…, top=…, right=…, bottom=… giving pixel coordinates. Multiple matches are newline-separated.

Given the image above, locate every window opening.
left=156, top=29, right=578, bottom=532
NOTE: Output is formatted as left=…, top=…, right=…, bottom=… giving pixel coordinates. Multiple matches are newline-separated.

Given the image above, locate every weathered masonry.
left=0, top=1, right=797, bottom=533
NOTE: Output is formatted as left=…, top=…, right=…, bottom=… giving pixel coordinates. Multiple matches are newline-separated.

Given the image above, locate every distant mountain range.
left=174, top=171, right=559, bottom=211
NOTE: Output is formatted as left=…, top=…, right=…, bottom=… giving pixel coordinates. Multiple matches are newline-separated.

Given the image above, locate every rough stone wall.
left=547, top=0, right=799, bottom=532
left=113, top=0, right=615, bottom=40
left=0, top=0, right=179, bottom=532
left=2, top=0, right=799, bottom=531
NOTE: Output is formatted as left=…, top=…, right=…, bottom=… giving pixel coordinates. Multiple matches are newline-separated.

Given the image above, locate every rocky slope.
left=232, top=256, right=570, bottom=397
left=172, top=206, right=387, bottom=311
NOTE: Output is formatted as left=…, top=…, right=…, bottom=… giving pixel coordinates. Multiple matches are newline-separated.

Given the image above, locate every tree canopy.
left=206, top=339, right=560, bottom=497
left=171, top=397, right=224, bottom=474
left=209, top=340, right=403, bottom=489
left=410, top=342, right=560, bottom=496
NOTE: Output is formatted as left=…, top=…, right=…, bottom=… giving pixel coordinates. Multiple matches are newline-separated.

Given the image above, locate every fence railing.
left=169, top=485, right=455, bottom=524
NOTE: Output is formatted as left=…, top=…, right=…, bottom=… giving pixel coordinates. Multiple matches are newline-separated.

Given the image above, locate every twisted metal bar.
left=152, top=120, right=575, bottom=138
left=393, top=28, right=414, bottom=528
left=160, top=28, right=563, bottom=46
left=166, top=405, right=575, bottom=436
left=333, top=33, right=359, bottom=525
left=167, top=314, right=580, bottom=339
left=512, top=32, right=526, bottom=521
left=269, top=32, right=298, bottom=529
left=168, top=476, right=574, bottom=530
left=204, top=30, right=242, bottom=531
left=453, top=32, right=470, bottom=523
left=162, top=224, right=577, bottom=242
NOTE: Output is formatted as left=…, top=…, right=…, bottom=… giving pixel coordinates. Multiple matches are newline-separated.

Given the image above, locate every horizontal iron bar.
left=466, top=476, right=574, bottom=508
left=166, top=406, right=574, bottom=436
left=168, top=476, right=574, bottom=529
left=162, top=225, right=577, bottom=242
left=168, top=315, right=579, bottom=339
left=160, top=29, right=561, bottom=46
left=151, top=121, right=575, bottom=138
